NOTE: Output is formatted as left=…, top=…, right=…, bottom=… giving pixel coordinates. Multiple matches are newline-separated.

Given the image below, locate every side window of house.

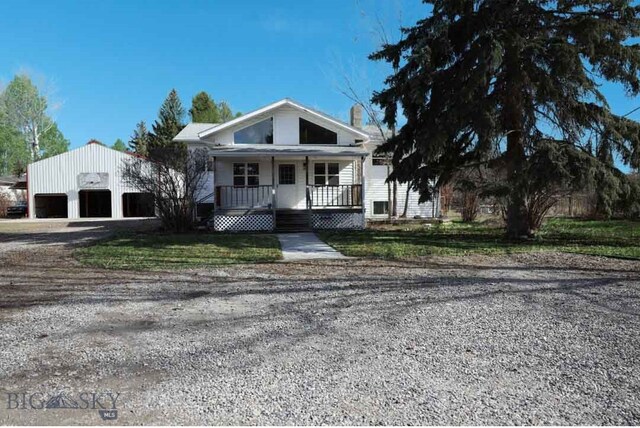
left=373, top=201, right=389, bottom=215
left=372, top=156, right=389, bottom=166
left=233, top=163, right=259, bottom=186
left=314, top=163, right=340, bottom=185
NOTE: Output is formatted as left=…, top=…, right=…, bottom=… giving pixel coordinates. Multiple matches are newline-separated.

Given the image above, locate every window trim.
left=233, top=162, right=260, bottom=187
left=313, top=162, right=340, bottom=186
left=373, top=201, right=389, bottom=215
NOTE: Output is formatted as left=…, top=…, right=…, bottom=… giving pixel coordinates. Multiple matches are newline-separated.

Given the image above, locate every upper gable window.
left=234, top=118, right=273, bottom=144
left=299, top=118, right=337, bottom=145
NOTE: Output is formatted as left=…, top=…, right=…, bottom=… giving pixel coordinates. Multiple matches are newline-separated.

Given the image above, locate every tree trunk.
left=505, top=144, right=530, bottom=238
left=390, top=124, right=397, bottom=218
left=387, top=161, right=392, bottom=221
left=392, top=180, right=398, bottom=217
left=504, top=45, right=531, bottom=239
left=401, top=184, right=410, bottom=218
left=31, top=124, right=40, bottom=161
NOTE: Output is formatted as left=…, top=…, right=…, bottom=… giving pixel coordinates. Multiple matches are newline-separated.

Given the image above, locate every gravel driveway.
left=0, top=218, right=158, bottom=254
left=0, top=233, right=639, bottom=424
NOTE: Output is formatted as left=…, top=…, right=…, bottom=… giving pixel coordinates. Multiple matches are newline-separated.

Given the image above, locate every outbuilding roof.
left=0, top=175, right=23, bottom=186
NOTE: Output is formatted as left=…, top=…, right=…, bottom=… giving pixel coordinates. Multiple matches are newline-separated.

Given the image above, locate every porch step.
left=275, top=210, right=311, bottom=232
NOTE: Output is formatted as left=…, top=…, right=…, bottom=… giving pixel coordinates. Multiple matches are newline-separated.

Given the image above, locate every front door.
left=276, top=162, right=300, bottom=208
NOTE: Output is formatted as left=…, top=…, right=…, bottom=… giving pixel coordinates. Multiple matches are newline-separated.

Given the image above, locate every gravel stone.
left=0, top=230, right=639, bottom=424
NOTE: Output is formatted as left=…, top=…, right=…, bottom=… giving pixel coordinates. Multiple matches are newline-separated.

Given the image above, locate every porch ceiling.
left=206, top=144, right=369, bottom=158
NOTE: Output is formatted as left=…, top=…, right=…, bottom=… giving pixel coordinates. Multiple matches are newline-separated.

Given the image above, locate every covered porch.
left=204, top=145, right=368, bottom=232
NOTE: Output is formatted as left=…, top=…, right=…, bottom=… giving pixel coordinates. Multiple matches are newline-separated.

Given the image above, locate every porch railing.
left=215, top=185, right=273, bottom=209
left=307, top=185, right=362, bottom=207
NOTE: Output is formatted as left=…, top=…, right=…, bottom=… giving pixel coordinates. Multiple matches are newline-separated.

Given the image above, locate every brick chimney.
left=350, top=104, right=363, bottom=129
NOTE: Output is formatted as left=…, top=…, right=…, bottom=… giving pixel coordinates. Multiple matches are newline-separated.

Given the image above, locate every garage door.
left=122, top=193, right=154, bottom=217
left=34, top=194, right=68, bottom=218
left=79, top=190, right=112, bottom=218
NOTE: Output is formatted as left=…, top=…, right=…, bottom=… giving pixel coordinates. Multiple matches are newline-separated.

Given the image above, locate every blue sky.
left=1, top=0, right=639, bottom=154
left=0, top=0, right=423, bottom=149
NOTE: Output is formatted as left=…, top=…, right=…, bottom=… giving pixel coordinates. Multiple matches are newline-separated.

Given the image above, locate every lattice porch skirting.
left=213, top=213, right=274, bottom=232
left=311, top=212, right=365, bottom=230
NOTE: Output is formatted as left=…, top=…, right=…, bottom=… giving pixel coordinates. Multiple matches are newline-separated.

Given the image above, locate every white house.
left=27, top=142, right=154, bottom=219
left=174, top=98, right=439, bottom=231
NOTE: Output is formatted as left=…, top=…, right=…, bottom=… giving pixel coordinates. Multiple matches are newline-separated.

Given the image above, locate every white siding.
left=27, top=144, right=144, bottom=219
left=213, top=158, right=274, bottom=187
left=364, top=155, right=439, bottom=219
left=274, top=108, right=300, bottom=145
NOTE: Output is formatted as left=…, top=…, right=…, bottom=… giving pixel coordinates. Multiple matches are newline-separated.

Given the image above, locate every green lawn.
left=75, top=233, right=282, bottom=270
left=318, top=218, right=640, bottom=260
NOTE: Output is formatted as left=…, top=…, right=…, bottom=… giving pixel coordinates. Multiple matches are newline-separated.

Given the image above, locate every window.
left=314, top=162, right=339, bottom=186
left=233, top=163, right=259, bottom=186
left=234, top=118, right=273, bottom=144
left=373, top=201, right=389, bottom=215
left=299, top=118, right=337, bottom=144
left=279, top=164, right=295, bottom=185
left=372, top=156, right=389, bottom=166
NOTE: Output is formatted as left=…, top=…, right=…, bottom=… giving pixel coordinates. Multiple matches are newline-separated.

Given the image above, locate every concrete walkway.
left=277, top=232, right=347, bottom=261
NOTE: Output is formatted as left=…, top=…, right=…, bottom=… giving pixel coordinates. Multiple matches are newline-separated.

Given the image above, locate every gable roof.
left=363, top=124, right=392, bottom=145
left=0, top=176, right=22, bottom=186
left=193, top=98, right=371, bottom=140
left=173, top=123, right=220, bottom=142
left=28, top=141, right=138, bottom=167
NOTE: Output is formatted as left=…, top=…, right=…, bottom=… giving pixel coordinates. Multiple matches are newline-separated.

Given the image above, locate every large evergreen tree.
left=112, top=138, right=127, bottom=152
left=149, top=89, right=186, bottom=154
left=371, top=0, right=640, bottom=237
left=128, top=121, right=150, bottom=156
left=189, top=91, right=220, bottom=123
left=189, top=92, right=240, bottom=123
left=217, top=101, right=235, bottom=123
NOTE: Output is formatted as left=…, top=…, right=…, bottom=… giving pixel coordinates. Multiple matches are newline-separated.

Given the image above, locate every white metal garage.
left=27, top=142, right=154, bottom=219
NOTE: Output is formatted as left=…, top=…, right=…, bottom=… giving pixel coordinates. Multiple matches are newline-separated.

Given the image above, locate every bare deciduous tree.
left=330, top=1, right=408, bottom=219
left=122, top=147, right=209, bottom=233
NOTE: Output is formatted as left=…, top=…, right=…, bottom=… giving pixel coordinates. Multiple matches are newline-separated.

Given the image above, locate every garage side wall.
left=28, top=144, right=141, bottom=219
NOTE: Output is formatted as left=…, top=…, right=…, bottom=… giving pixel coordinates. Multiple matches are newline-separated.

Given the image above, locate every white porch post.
left=360, top=156, right=366, bottom=228
left=305, top=155, right=311, bottom=228
left=271, top=156, right=276, bottom=230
